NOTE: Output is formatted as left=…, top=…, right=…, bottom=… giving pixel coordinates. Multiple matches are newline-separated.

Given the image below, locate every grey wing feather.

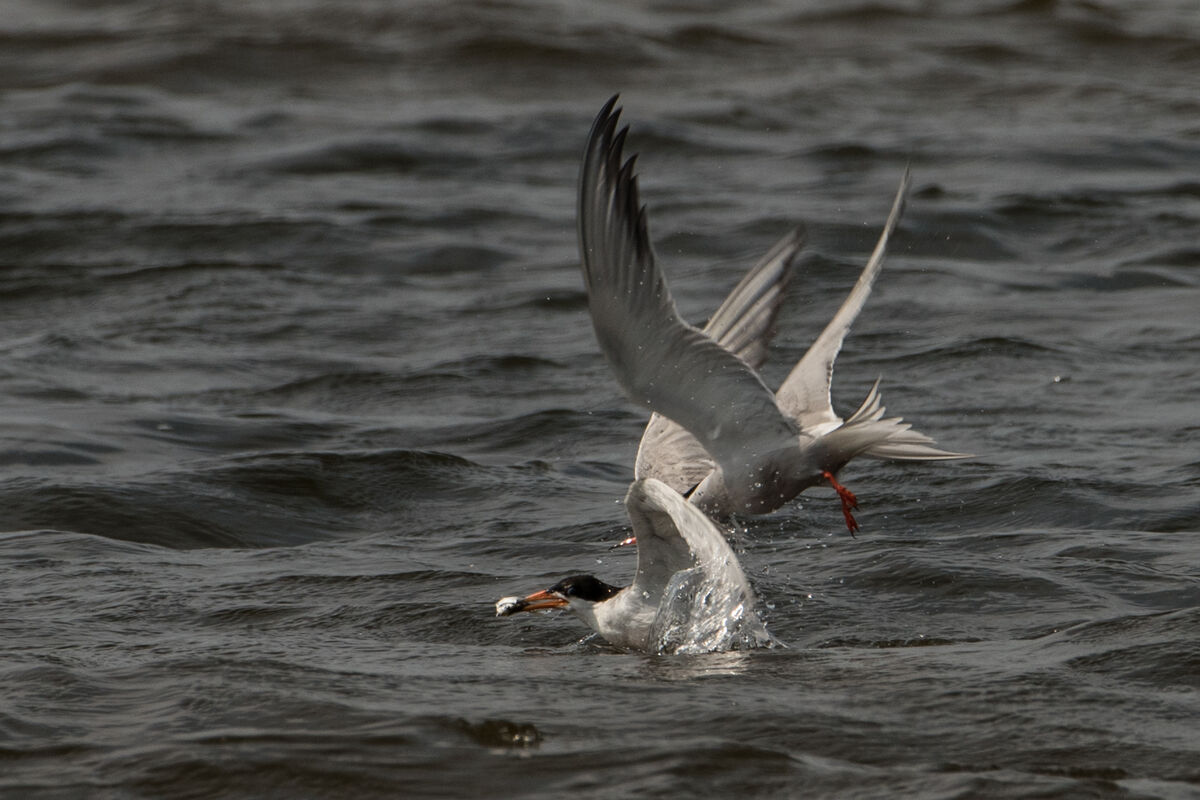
left=775, top=169, right=910, bottom=431
left=578, top=96, right=797, bottom=476
left=634, top=414, right=714, bottom=493
left=702, top=228, right=803, bottom=368
left=635, top=228, right=803, bottom=491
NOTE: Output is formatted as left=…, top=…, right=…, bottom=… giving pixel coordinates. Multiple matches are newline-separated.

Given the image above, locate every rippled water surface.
left=2, top=1, right=1199, bottom=797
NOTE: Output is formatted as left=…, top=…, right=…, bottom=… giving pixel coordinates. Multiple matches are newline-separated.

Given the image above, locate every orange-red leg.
left=822, top=470, right=859, bottom=536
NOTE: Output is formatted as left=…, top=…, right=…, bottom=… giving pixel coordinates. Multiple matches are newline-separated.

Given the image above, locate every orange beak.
left=516, top=589, right=569, bottom=612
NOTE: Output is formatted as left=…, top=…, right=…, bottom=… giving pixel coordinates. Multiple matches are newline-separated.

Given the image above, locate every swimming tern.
left=496, top=478, right=771, bottom=653
left=579, top=95, right=968, bottom=532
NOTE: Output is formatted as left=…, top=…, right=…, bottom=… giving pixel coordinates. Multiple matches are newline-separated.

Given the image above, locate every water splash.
left=649, top=567, right=780, bottom=655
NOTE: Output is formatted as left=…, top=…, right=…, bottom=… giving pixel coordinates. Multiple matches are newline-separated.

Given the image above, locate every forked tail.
left=820, top=379, right=971, bottom=465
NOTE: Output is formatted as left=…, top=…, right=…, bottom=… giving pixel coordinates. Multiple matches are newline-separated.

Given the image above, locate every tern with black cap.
left=497, top=478, right=770, bottom=653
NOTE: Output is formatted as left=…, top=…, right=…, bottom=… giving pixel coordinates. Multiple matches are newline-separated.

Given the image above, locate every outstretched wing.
left=635, top=228, right=803, bottom=491
left=702, top=228, right=804, bottom=369
left=626, top=478, right=754, bottom=605
left=578, top=96, right=797, bottom=478
left=774, top=169, right=910, bottom=432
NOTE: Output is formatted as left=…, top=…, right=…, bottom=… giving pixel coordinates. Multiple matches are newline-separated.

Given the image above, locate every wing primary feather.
left=577, top=96, right=798, bottom=491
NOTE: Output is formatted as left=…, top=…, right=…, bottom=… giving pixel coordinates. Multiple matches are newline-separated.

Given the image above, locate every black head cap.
left=548, top=574, right=622, bottom=603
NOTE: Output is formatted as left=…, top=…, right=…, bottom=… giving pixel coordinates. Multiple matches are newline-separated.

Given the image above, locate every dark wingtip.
left=592, top=95, right=623, bottom=146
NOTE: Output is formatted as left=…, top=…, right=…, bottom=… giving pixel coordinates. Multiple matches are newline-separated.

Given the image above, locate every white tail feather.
left=822, top=379, right=971, bottom=464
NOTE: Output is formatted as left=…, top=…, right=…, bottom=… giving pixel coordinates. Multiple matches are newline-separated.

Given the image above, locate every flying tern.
left=579, top=95, right=968, bottom=532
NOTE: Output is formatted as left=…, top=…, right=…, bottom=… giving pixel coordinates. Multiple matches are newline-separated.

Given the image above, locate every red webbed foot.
left=822, top=470, right=859, bottom=536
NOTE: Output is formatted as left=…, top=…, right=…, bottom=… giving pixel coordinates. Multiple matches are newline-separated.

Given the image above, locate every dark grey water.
left=2, top=1, right=1199, bottom=797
